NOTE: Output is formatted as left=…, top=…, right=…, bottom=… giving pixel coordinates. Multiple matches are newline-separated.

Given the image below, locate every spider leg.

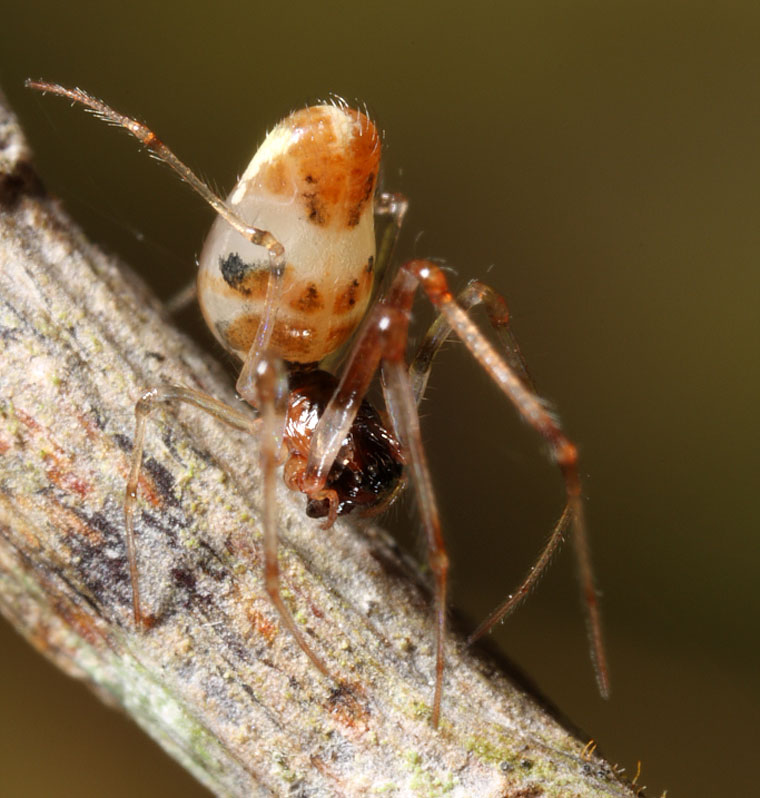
left=402, top=259, right=610, bottom=699
left=466, top=503, right=572, bottom=643
left=409, top=278, right=536, bottom=405
left=125, top=385, right=259, bottom=627
left=248, top=351, right=332, bottom=680
left=303, top=265, right=419, bottom=491
left=318, top=191, right=409, bottom=375
left=303, top=265, right=449, bottom=726
left=164, top=280, right=197, bottom=315
left=227, top=225, right=331, bottom=677
left=406, top=281, right=578, bottom=645
left=125, top=374, right=332, bottom=680
left=25, top=80, right=286, bottom=266
left=381, top=358, right=448, bottom=729
left=373, top=192, right=409, bottom=296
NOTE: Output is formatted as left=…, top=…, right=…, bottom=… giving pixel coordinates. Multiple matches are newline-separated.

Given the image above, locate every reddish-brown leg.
left=407, top=280, right=580, bottom=649
left=303, top=265, right=420, bottom=490
left=303, top=264, right=451, bottom=725
left=404, top=260, right=610, bottom=699
left=228, top=257, right=333, bottom=678
left=409, top=278, right=537, bottom=404
left=305, top=259, right=610, bottom=725
left=381, top=357, right=449, bottom=729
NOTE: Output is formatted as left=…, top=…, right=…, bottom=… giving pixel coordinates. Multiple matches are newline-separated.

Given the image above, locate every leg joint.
left=430, top=549, right=450, bottom=577
left=554, top=438, right=578, bottom=469
left=404, top=260, right=453, bottom=306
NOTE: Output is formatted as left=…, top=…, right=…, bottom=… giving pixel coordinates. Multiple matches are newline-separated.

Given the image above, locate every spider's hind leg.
left=409, top=277, right=536, bottom=406
left=405, top=277, right=576, bottom=649
left=402, top=260, right=610, bottom=699
left=406, top=277, right=575, bottom=639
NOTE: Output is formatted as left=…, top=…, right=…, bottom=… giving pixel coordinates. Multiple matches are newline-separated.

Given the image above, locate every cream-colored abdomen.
left=197, top=104, right=380, bottom=364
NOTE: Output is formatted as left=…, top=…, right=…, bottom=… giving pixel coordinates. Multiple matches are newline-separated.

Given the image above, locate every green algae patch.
left=403, top=749, right=456, bottom=796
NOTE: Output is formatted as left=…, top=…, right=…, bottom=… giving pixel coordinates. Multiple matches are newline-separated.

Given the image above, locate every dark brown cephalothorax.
left=27, top=80, right=610, bottom=729
left=283, top=369, right=405, bottom=519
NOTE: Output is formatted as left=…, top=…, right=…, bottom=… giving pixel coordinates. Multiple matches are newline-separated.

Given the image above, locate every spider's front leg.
left=302, top=265, right=450, bottom=727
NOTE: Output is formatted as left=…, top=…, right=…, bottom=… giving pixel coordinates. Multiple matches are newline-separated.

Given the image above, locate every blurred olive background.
left=2, top=2, right=758, bottom=796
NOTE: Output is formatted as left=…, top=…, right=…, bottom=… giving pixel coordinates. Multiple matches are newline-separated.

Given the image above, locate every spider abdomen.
left=198, top=104, right=381, bottom=363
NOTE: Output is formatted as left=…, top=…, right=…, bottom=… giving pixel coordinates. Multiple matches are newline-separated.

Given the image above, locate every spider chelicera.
left=27, top=80, right=610, bottom=727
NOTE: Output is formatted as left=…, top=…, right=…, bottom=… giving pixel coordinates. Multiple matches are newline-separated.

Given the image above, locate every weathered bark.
left=0, top=88, right=637, bottom=798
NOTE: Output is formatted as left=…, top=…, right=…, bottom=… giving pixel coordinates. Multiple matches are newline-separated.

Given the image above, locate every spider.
left=26, top=80, right=609, bottom=727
